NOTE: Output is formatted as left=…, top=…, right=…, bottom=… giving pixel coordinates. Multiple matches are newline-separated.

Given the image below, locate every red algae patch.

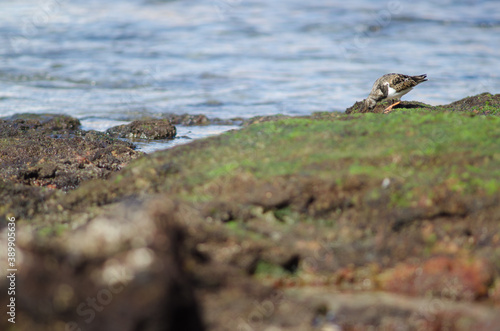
left=379, top=256, right=494, bottom=300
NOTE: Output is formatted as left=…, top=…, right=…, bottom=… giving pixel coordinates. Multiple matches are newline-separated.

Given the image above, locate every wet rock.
left=344, top=100, right=367, bottom=114
left=107, top=119, right=176, bottom=140
left=0, top=114, right=143, bottom=191
left=0, top=198, right=204, bottom=331
left=159, top=113, right=242, bottom=126
left=0, top=113, right=81, bottom=137
left=0, top=134, right=141, bottom=190
left=345, top=93, right=500, bottom=114
left=345, top=100, right=433, bottom=114
left=162, top=113, right=210, bottom=126
left=441, top=92, right=500, bottom=114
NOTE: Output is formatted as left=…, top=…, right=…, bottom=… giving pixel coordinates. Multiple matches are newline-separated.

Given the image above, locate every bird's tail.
left=412, top=74, right=428, bottom=84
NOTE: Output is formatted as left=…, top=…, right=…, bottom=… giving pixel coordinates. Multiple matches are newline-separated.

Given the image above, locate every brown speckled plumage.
left=364, top=73, right=427, bottom=112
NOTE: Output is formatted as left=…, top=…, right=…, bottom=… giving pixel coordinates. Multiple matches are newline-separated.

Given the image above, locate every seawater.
left=0, top=0, right=499, bottom=150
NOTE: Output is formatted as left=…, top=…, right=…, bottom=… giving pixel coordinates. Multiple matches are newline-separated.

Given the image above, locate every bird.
left=363, top=73, right=427, bottom=113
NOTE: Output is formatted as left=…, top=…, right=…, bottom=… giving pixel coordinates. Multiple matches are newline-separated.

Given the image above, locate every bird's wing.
left=389, top=74, right=421, bottom=92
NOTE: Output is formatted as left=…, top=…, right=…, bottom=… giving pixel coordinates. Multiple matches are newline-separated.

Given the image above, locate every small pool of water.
left=80, top=117, right=239, bottom=153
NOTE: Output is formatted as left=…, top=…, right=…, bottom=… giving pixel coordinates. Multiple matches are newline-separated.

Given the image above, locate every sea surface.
left=1, top=0, right=499, bottom=151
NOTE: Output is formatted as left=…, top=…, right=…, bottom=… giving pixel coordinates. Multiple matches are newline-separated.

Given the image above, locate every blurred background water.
left=0, top=0, right=499, bottom=150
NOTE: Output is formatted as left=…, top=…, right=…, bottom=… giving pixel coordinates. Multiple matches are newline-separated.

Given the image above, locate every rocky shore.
left=1, top=93, right=500, bottom=331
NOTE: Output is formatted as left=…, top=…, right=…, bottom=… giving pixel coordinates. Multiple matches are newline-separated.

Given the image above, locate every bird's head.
left=363, top=97, right=376, bottom=112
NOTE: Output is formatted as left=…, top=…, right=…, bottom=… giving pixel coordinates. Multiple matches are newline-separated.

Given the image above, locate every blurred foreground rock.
left=0, top=198, right=204, bottom=331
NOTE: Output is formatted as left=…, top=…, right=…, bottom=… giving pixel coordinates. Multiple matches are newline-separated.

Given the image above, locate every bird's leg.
left=383, top=100, right=401, bottom=114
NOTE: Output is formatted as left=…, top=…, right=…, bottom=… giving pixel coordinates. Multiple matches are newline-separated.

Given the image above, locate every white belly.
left=386, top=85, right=412, bottom=100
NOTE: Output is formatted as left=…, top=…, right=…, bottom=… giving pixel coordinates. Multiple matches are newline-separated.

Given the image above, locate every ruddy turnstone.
left=363, top=73, right=427, bottom=113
